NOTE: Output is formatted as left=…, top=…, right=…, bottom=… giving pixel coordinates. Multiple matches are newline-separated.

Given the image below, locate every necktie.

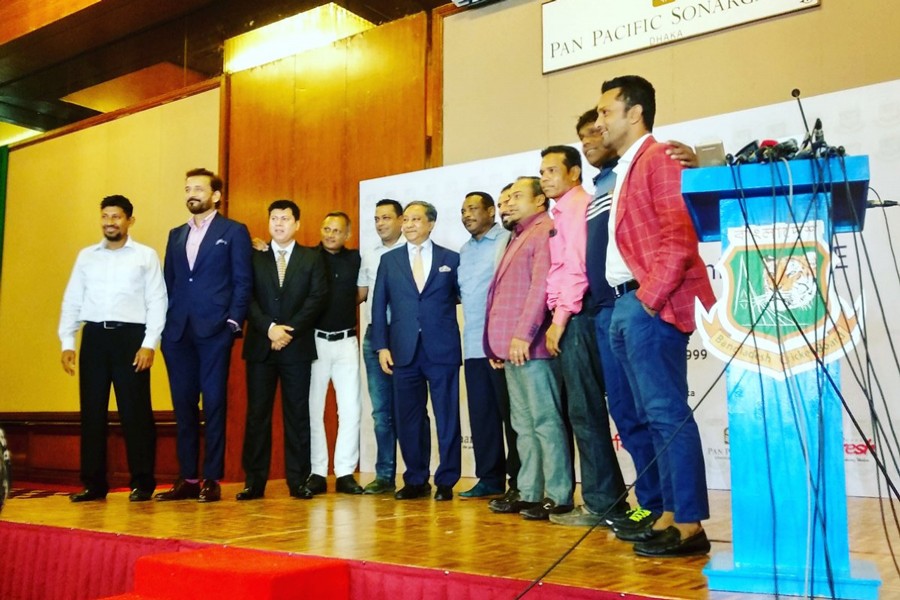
left=412, top=245, right=425, bottom=292
left=277, top=249, right=287, bottom=287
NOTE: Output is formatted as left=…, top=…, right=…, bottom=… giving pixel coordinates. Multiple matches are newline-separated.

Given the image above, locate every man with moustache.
left=595, top=75, right=715, bottom=556
left=538, top=144, right=628, bottom=522
left=357, top=199, right=410, bottom=495
left=458, top=191, right=512, bottom=499
left=372, top=201, right=462, bottom=501
left=485, top=177, right=573, bottom=519
left=59, top=195, right=167, bottom=503
left=156, top=167, right=252, bottom=503
left=306, top=212, right=365, bottom=495
left=238, top=200, right=328, bottom=500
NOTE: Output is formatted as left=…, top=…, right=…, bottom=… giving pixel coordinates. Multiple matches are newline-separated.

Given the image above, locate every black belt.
left=613, top=280, right=640, bottom=298
left=316, top=328, right=356, bottom=341
left=85, top=321, right=144, bottom=330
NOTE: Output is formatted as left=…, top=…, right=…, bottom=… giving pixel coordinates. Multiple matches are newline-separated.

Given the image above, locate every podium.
left=682, top=156, right=880, bottom=599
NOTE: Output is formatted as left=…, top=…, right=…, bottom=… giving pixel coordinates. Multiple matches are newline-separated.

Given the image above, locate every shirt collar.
left=187, top=210, right=217, bottom=231
left=593, top=159, right=619, bottom=185
left=407, top=238, right=433, bottom=255
left=616, top=133, right=652, bottom=171
left=513, top=211, right=544, bottom=236
left=272, top=240, right=296, bottom=253
left=97, top=236, right=135, bottom=251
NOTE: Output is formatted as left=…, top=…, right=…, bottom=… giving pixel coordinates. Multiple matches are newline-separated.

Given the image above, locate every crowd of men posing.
left=58, top=75, right=715, bottom=558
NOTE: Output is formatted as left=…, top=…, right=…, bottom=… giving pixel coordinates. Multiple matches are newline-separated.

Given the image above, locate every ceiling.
left=0, top=0, right=445, bottom=136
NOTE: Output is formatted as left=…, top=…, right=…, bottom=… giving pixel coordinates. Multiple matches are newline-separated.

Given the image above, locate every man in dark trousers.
left=59, top=195, right=167, bottom=502
left=372, top=201, right=462, bottom=501
left=237, top=199, right=328, bottom=500
left=156, top=167, right=252, bottom=503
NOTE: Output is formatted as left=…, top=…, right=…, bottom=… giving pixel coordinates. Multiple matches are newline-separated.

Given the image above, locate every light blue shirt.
left=458, top=223, right=510, bottom=359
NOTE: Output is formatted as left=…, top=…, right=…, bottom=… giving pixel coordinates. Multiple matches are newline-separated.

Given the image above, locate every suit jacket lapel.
left=193, top=213, right=226, bottom=272
left=421, top=244, right=442, bottom=292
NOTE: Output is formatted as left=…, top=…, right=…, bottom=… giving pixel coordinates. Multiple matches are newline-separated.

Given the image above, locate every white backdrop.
left=358, top=78, right=900, bottom=497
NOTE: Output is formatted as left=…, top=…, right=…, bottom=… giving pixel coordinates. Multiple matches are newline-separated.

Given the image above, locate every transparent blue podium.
left=682, top=156, right=880, bottom=599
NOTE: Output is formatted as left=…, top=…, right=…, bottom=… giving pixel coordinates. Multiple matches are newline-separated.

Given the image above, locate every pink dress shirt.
left=546, top=184, right=591, bottom=326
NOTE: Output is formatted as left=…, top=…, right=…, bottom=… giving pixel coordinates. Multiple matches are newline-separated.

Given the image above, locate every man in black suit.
left=372, top=201, right=462, bottom=501
left=237, top=199, right=329, bottom=500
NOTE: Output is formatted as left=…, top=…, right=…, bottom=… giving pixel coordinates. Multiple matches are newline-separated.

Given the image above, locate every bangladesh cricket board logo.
left=696, top=222, right=863, bottom=380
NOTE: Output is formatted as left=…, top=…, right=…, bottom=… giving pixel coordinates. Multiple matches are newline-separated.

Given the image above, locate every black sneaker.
left=520, top=498, right=573, bottom=521
left=611, top=507, right=661, bottom=532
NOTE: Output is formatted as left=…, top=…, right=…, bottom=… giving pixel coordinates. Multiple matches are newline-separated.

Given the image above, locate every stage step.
left=101, top=547, right=350, bottom=600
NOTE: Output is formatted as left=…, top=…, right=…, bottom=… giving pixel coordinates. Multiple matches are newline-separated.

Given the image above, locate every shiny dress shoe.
left=520, top=498, right=574, bottom=521
left=616, top=525, right=667, bottom=543
left=128, top=488, right=154, bottom=502
left=434, top=485, right=453, bottom=501
left=306, top=473, right=327, bottom=495
left=335, top=475, right=364, bottom=495
left=487, top=488, right=520, bottom=511
left=235, top=487, right=265, bottom=501
left=458, top=481, right=504, bottom=499
left=154, top=478, right=201, bottom=501
left=394, top=482, right=431, bottom=500
left=70, top=489, right=107, bottom=503
left=363, top=478, right=396, bottom=495
left=633, top=527, right=711, bottom=557
left=290, top=485, right=315, bottom=500
left=197, top=480, right=221, bottom=503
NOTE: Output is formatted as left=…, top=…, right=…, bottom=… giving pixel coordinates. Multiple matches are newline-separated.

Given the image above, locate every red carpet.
left=0, top=521, right=659, bottom=600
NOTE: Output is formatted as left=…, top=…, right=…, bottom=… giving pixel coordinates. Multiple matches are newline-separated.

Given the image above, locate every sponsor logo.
left=697, top=222, right=863, bottom=379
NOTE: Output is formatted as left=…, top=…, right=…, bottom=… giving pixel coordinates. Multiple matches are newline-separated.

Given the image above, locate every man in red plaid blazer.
left=596, top=75, right=715, bottom=558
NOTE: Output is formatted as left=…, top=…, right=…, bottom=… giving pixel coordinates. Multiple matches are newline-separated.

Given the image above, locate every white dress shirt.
left=606, top=133, right=650, bottom=287
left=58, top=237, right=168, bottom=351
left=358, top=237, right=406, bottom=324
left=406, top=238, right=433, bottom=284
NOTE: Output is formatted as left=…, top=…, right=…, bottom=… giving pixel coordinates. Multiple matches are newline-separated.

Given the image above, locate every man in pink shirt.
left=484, top=176, right=573, bottom=519
left=540, top=145, right=628, bottom=525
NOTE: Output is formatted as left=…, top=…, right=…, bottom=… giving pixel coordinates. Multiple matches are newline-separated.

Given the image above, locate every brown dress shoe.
left=154, top=478, right=201, bottom=501
left=198, top=480, right=221, bottom=503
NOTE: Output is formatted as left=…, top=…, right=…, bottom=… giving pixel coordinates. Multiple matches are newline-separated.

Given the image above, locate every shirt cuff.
left=551, top=308, right=572, bottom=327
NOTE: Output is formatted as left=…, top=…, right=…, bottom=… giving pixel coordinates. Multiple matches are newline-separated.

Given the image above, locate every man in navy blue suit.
left=156, top=167, right=252, bottom=503
left=371, top=201, right=462, bottom=501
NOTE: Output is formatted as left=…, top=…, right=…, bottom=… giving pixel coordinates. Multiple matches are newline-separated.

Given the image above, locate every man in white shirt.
left=59, top=195, right=167, bottom=503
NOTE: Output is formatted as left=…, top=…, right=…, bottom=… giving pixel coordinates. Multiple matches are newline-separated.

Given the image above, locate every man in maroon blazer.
left=596, top=75, right=716, bottom=557
left=483, top=176, right=573, bottom=520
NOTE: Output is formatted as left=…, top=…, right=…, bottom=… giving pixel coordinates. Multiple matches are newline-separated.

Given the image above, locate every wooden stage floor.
left=2, top=478, right=897, bottom=599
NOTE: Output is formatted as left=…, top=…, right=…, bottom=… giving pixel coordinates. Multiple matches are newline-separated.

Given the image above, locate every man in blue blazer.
left=372, top=201, right=462, bottom=501
left=156, top=168, right=252, bottom=503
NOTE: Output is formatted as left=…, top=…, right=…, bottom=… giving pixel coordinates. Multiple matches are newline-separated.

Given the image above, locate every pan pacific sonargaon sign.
left=542, top=0, right=820, bottom=73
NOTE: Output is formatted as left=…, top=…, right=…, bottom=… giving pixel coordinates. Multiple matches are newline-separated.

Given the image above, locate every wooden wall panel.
left=223, top=13, right=431, bottom=483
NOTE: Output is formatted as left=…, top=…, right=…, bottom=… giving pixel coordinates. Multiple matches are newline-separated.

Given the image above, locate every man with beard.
left=485, top=177, right=573, bottom=519
left=156, top=168, right=252, bottom=503
left=59, top=195, right=167, bottom=502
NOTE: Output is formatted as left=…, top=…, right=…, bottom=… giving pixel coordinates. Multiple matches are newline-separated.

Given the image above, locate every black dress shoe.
left=306, top=473, right=327, bottom=495
left=335, top=475, right=364, bottom=495
left=617, top=525, right=667, bottom=543
left=198, top=480, right=221, bottom=503
left=155, top=478, right=201, bottom=501
left=235, top=487, right=265, bottom=501
left=394, top=482, right=431, bottom=500
left=489, top=497, right=540, bottom=514
left=633, top=527, right=711, bottom=557
left=290, top=485, right=314, bottom=500
left=434, top=485, right=453, bottom=501
left=129, top=489, right=154, bottom=502
left=70, top=489, right=106, bottom=503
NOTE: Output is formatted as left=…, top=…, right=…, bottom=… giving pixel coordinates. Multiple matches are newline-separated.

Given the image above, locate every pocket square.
left=215, top=239, right=228, bottom=246
left=438, top=265, right=451, bottom=273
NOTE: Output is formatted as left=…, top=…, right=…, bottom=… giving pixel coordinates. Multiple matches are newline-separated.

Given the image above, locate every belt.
left=315, top=328, right=356, bottom=341
left=85, top=321, right=144, bottom=330
left=613, top=280, right=640, bottom=298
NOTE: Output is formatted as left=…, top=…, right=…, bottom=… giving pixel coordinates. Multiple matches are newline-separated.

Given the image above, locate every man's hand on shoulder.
left=61, top=350, right=76, bottom=376
left=665, top=140, right=699, bottom=168
left=251, top=238, right=269, bottom=252
left=133, top=348, right=155, bottom=372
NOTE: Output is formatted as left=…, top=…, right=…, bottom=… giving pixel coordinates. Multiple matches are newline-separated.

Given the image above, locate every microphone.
left=867, top=199, right=899, bottom=208
left=792, top=88, right=811, bottom=140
